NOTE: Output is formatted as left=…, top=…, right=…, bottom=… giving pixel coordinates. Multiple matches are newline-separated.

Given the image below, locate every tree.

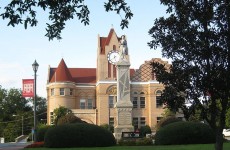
left=53, top=106, right=72, bottom=125
left=29, top=96, right=47, bottom=123
left=0, top=86, right=47, bottom=141
left=0, top=0, right=133, bottom=40
left=148, top=1, right=230, bottom=150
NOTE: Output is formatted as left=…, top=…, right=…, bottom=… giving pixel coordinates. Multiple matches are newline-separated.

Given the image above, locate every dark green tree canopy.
left=148, top=1, right=230, bottom=150
left=0, top=0, right=133, bottom=40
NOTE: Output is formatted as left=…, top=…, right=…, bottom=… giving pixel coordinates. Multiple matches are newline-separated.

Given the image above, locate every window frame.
left=60, top=88, right=65, bottom=96
left=87, top=99, right=93, bottom=109
left=51, top=88, right=54, bottom=96
left=80, top=99, right=86, bottom=109
left=140, top=96, right=145, bottom=108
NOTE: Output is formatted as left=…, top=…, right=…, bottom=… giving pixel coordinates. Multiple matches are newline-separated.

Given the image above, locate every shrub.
left=139, top=125, right=151, bottom=137
left=118, top=138, right=152, bottom=146
left=155, top=121, right=215, bottom=145
left=37, top=125, right=51, bottom=142
left=156, top=116, right=182, bottom=131
left=44, top=123, right=116, bottom=148
left=118, top=138, right=136, bottom=146
left=100, top=124, right=114, bottom=133
left=57, top=113, right=85, bottom=125
left=136, top=138, right=153, bottom=146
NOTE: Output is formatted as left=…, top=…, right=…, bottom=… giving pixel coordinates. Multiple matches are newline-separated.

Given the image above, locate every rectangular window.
left=133, top=117, right=138, bottom=130
left=133, top=97, right=138, bottom=108
left=60, top=88, right=64, bottom=96
left=109, top=96, right=114, bottom=108
left=50, top=112, right=54, bottom=125
left=109, top=117, right=114, bottom=126
left=140, top=117, right=146, bottom=127
left=157, top=117, right=162, bottom=123
left=51, top=88, right=54, bottom=96
left=80, top=99, right=86, bottom=109
left=69, top=88, right=73, bottom=95
left=156, top=96, right=163, bottom=108
left=140, top=97, right=145, bottom=108
left=87, top=99, right=93, bottom=109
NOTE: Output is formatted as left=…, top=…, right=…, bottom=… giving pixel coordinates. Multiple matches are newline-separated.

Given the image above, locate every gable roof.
left=99, top=28, right=120, bottom=54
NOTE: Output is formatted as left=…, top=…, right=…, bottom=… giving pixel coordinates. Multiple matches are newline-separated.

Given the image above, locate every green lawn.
left=24, top=142, right=230, bottom=150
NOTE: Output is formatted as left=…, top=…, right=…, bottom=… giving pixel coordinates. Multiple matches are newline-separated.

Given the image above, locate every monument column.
left=114, top=35, right=134, bottom=140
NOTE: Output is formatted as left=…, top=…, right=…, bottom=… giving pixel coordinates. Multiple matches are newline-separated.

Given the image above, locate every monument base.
left=114, top=125, right=134, bottom=140
left=114, top=106, right=134, bottom=141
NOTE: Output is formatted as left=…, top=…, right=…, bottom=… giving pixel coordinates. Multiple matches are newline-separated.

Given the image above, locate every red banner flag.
left=22, top=79, right=34, bottom=97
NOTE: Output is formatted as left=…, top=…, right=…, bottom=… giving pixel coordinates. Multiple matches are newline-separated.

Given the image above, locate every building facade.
left=46, top=28, right=170, bottom=131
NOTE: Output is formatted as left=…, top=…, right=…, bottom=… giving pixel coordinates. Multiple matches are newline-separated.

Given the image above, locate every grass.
left=24, top=142, right=230, bottom=150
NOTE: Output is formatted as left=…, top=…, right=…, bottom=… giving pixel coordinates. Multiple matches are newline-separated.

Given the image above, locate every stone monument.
left=114, top=35, right=134, bottom=140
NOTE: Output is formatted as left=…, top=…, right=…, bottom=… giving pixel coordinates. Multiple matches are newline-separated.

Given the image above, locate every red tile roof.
left=49, top=59, right=135, bottom=84
left=99, top=28, right=120, bottom=54
left=50, top=59, right=74, bottom=83
left=49, top=59, right=96, bottom=84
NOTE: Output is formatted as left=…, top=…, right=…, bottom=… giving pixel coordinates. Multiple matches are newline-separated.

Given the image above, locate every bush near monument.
left=156, top=116, right=182, bottom=131
left=57, top=113, right=85, bottom=125
left=118, top=137, right=153, bottom=146
left=155, top=121, right=215, bottom=145
left=100, top=124, right=114, bottom=133
left=44, top=123, right=116, bottom=148
left=139, top=125, right=152, bottom=137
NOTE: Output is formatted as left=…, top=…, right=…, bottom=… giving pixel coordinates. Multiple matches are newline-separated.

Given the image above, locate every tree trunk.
left=215, top=129, right=223, bottom=150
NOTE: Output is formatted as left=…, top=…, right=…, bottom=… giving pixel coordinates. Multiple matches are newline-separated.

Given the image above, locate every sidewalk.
left=0, top=142, right=31, bottom=150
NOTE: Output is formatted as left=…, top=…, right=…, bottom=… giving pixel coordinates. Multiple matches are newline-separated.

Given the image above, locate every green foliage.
left=155, top=121, right=215, bottom=145
left=37, top=124, right=51, bottom=142
left=57, top=113, right=85, bottom=125
left=0, top=86, right=46, bottom=141
left=100, top=124, right=114, bottom=133
left=44, top=123, right=116, bottom=148
left=149, top=1, right=230, bottom=149
left=118, top=138, right=152, bottom=146
left=2, top=122, right=19, bottom=142
left=0, top=1, right=132, bottom=40
left=156, top=116, right=182, bottom=131
left=53, top=106, right=72, bottom=125
left=139, top=125, right=151, bottom=137
left=226, top=107, right=230, bottom=128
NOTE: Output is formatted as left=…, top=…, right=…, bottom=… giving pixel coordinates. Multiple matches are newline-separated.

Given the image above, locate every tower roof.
left=99, top=28, right=120, bottom=54
left=50, top=58, right=74, bottom=82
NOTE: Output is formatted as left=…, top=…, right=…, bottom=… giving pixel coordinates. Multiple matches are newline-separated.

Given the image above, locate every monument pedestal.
left=114, top=105, right=134, bottom=140
left=114, top=59, right=134, bottom=140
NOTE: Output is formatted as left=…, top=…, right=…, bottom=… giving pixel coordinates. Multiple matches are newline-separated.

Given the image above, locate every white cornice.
left=47, top=80, right=159, bottom=88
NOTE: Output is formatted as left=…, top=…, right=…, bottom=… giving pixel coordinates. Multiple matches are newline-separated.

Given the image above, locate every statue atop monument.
left=119, top=35, right=128, bottom=60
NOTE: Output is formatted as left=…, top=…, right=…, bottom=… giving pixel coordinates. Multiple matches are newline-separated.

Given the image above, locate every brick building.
left=46, top=28, right=170, bottom=131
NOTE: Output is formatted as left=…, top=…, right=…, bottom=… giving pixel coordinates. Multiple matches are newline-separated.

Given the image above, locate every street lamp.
left=32, top=60, right=39, bottom=142
left=13, top=115, right=23, bottom=135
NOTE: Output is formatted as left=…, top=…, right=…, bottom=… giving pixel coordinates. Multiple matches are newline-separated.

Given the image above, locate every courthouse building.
left=46, top=28, right=170, bottom=131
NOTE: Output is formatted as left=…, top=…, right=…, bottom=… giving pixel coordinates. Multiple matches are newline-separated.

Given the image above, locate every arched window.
left=156, top=90, right=163, bottom=108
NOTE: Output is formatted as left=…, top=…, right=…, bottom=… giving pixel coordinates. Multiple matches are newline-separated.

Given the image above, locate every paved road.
left=0, top=142, right=30, bottom=150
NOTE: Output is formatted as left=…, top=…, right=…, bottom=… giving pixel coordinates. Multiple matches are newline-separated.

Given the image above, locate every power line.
left=0, top=111, right=47, bottom=124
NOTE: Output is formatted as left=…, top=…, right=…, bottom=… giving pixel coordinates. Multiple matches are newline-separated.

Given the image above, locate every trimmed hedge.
left=118, top=138, right=152, bottom=146
left=139, top=125, right=151, bottom=137
left=155, top=121, right=215, bottom=145
left=37, top=125, right=51, bottom=142
left=44, top=123, right=116, bottom=148
left=156, top=116, right=182, bottom=131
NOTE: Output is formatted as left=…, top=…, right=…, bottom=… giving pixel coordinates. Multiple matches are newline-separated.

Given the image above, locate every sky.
left=0, top=1, right=168, bottom=98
